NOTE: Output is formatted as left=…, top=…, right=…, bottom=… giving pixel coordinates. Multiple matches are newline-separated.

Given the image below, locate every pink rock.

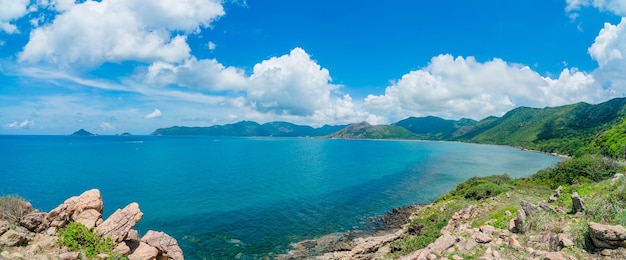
left=128, top=242, right=158, bottom=260
left=73, top=209, right=102, bottom=229
left=47, top=189, right=103, bottom=228
left=142, top=230, right=184, bottom=260
left=96, top=202, right=143, bottom=242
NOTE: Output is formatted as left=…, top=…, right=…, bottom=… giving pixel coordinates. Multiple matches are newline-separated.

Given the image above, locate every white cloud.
left=5, top=119, right=34, bottom=129
left=144, top=109, right=162, bottom=119
left=208, top=41, right=217, bottom=51
left=99, top=121, right=116, bottom=131
left=248, top=48, right=340, bottom=116
left=0, top=0, right=30, bottom=33
left=364, top=55, right=604, bottom=122
left=20, top=0, right=225, bottom=67
left=566, top=0, right=626, bottom=16
left=586, top=18, right=626, bottom=95
left=145, top=57, right=248, bottom=91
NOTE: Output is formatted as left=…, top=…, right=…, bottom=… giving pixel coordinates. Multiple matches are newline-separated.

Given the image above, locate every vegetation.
left=151, top=121, right=346, bottom=136
left=436, top=174, right=511, bottom=202
left=57, top=222, right=126, bottom=259
left=327, top=122, right=418, bottom=139
left=0, top=195, right=32, bottom=224
left=530, top=154, right=621, bottom=188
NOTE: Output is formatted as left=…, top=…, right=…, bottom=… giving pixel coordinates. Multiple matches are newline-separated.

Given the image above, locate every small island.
left=70, top=129, right=96, bottom=136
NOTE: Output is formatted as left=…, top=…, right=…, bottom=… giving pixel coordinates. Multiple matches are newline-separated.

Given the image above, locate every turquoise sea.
left=0, top=136, right=563, bottom=259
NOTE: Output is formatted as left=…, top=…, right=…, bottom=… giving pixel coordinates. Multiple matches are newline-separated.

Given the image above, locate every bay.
left=0, top=136, right=562, bottom=259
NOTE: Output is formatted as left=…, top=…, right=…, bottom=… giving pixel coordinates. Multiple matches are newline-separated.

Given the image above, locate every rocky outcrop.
left=46, top=189, right=103, bottom=228
left=142, top=230, right=185, bottom=260
left=96, top=202, right=143, bottom=242
left=588, top=222, right=626, bottom=249
left=0, top=189, right=183, bottom=260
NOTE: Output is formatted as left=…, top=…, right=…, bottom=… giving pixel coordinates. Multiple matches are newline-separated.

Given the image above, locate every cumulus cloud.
left=364, top=55, right=604, bottom=122
left=0, top=0, right=30, bottom=34
left=144, top=109, right=162, bottom=119
left=5, top=119, right=34, bottom=129
left=145, top=57, right=248, bottom=91
left=208, top=41, right=217, bottom=51
left=585, top=18, right=626, bottom=95
left=247, top=48, right=341, bottom=116
left=566, top=0, right=626, bottom=16
left=20, top=0, right=225, bottom=67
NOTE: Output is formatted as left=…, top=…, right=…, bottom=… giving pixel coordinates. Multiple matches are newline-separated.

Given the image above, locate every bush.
left=57, top=222, right=126, bottom=259
left=531, top=155, right=622, bottom=188
left=0, top=195, right=33, bottom=224
left=464, top=183, right=509, bottom=200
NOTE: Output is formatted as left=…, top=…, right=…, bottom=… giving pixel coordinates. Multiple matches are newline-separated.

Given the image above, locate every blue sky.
left=1, top=0, right=625, bottom=134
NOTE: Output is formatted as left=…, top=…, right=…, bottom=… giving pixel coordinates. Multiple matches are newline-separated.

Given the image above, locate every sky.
left=1, top=0, right=625, bottom=134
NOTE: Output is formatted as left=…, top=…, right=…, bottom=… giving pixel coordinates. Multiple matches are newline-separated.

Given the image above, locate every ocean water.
left=0, top=136, right=562, bottom=259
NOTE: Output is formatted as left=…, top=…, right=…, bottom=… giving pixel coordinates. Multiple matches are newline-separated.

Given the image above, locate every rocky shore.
left=0, top=189, right=183, bottom=260
left=278, top=174, right=626, bottom=259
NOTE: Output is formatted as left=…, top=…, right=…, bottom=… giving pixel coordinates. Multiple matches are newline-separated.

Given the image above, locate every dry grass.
left=0, top=195, right=33, bottom=224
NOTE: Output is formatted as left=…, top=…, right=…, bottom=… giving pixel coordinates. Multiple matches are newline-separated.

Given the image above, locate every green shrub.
left=463, top=183, right=509, bottom=200
left=0, top=195, right=32, bottom=224
left=531, top=155, right=621, bottom=188
left=436, top=174, right=511, bottom=202
left=57, top=222, right=126, bottom=259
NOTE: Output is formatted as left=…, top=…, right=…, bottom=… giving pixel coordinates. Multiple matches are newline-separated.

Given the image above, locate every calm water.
left=0, top=136, right=562, bottom=259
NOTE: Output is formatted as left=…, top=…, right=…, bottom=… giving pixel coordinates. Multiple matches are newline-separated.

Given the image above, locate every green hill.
left=151, top=121, right=346, bottom=137
left=393, top=116, right=476, bottom=140
left=327, top=122, right=417, bottom=139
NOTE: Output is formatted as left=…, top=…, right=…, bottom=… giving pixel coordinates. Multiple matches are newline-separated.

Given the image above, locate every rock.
left=556, top=186, right=562, bottom=196
left=588, top=222, right=626, bottom=249
left=142, top=230, right=184, bottom=260
left=612, top=173, right=624, bottom=186
left=479, top=225, right=496, bottom=235
left=128, top=242, right=159, bottom=260
left=19, top=211, right=49, bottom=233
left=549, top=234, right=559, bottom=252
left=504, top=210, right=512, bottom=217
left=557, top=234, right=574, bottom=248
left=474, top=232, right=492, bottom=244
left=514, top=209, right=526, bottom=234
left=47, top=189, right=103, bottom=228
left=539, top=202, right=558, bottom=214
left=521, top=200, right=541, bottom=216
left=508, top=237, right=523, bottom=250
left=59, top=252, right=79, bottom=260
left=114, top=242, right=132, bottom=255
left=399, top=231, right=458, bottom=260
left=0, top=220, right=8, bottom=236
left=508, top=218, right=518, bottom=233
left=571, top=192, right=585, bottom=213
left=73, top=209, right=101, bottom=229
left=0, top=230, right=27, bottom=247
left=544, top=251, right=570, bottom=260
left=127, top=229, right=140, bottom=241
left=96, top=202, right=143, bottom=242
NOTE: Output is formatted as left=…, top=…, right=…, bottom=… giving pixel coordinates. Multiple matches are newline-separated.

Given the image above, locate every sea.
left=0, top=135, right=563, bottom=259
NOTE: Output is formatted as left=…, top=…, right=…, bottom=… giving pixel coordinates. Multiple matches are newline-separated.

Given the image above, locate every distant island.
left=150, top=97, right=626, bottom=159
left=70, top=129, right=96, bottom=136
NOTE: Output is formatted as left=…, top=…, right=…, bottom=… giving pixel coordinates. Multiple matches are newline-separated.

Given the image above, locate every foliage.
left=0, top=195, right=32, bottom=224
left=57, top=222, right=126, bottom=259
left=530, top=155, right=622, bottom=188
left=589, top=118, right=626, bottom=160
left=474, top=206, right=518, bottom=230
left=436, top=174, right=511, bottom=201
left=583, top=179, right=626, bottom=226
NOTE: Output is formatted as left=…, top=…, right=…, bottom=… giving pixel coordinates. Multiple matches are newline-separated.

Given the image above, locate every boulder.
left=0, top=220, right=8, bottom=236
left=73, top=209, right=101, bottom=229
left=473, top=231, right=492, bottom=244
left=571, top=192, right=585, bottom=213
left=128, top=242, right=159, bottom=260
left=508, top=218, right=518, bottom=233
left=544, top=251, right=572, bottom=260
left=47, top=189, right=103, bottom=228
left=142, top=230, right=184, bottom=260
left=96, top=202, right=143, bottom=242
left=19, top=211, right=49, bottom=233
left=400, top=231, right=458, bottom=259
left=588, top=222, right=626, bottom=249
left=59, top=252, right=79, bottom=260
left=0, top=230, right=27, bottom=247
left=556, top=186, right=562, bottom=196
left=520, top=200, right=541, bottom=216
